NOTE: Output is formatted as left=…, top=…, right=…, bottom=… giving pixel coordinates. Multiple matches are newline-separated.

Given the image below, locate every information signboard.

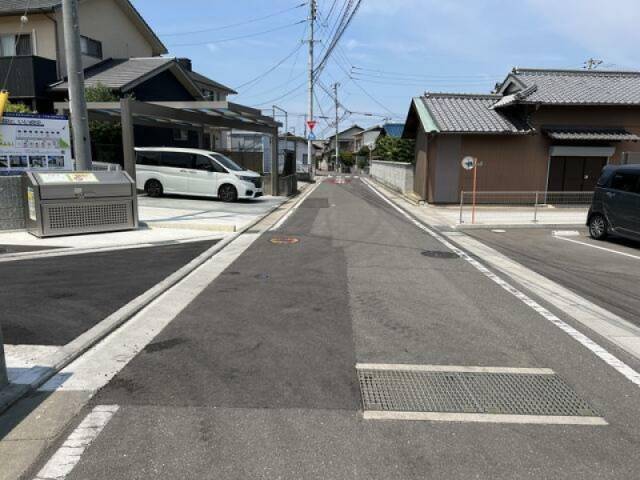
left=0, top=113, right=72, bottom=174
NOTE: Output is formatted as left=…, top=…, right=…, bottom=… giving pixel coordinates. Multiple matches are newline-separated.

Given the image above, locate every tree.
left=373, top=136, right=415, bottom=163
left=84, top=83, right=122, bottom=163
left=84, top=82, right=119, bottom=102
left=4, top=101, right=33, bottom=114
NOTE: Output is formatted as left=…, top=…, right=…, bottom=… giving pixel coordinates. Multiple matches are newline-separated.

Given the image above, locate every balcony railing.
left=0, top=55, right=58, bottom=99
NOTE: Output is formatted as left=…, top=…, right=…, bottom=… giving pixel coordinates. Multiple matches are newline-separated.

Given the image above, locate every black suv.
left=587, top=165, right=640, bottom=241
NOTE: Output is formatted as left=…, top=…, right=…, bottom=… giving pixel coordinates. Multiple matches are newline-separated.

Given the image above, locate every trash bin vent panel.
left=44, top=201, right=132, bottom=232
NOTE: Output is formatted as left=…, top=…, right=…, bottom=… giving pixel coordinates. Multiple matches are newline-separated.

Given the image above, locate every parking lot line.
left=553, top=234, right=640, bottom=260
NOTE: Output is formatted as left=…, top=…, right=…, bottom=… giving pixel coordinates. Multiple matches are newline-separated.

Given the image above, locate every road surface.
left=24, top=177, right=640, bottom=479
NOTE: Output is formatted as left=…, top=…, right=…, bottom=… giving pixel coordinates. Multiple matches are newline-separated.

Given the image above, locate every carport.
left=54, top=98, right=283, bottom=194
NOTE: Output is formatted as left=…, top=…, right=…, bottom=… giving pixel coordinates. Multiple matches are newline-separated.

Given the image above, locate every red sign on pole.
left=306, top=120, right=317, bottom=131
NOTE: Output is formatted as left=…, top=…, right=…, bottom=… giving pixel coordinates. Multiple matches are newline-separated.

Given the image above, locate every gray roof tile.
left=504, top=68, right=640, bottom=105
left=0, top=0, right=59, bottom=15
left=422, top=94, right=531, bottom=134
left=51, top=57, right=173, bottom=91
left=544, top=127, right=640, bottom=142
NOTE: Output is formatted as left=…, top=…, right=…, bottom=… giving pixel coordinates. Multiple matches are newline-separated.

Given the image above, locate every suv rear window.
left=610, top=171, right=640, bottom=194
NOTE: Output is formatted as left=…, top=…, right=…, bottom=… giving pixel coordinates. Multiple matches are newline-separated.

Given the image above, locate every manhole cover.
left=270, top=236, right=299, bottom=245
left=357, top=367, right=599, bottom=417
left=421, top=250, right=459, bottom=259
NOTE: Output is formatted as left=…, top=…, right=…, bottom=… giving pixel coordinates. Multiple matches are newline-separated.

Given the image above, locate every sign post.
left=461, top=156, right=479, bottom=224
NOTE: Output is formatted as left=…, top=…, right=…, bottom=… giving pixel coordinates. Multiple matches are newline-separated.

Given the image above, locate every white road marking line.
left=552, top=230, right=580, bottom=237
left=363, top=411, right=607, bottom=425
left=362, top=178, right=640, bottom=388
left=491, top=229, right=507, bottom=233
left=269, top=180, right=323, bottom=231
left=33, top=405, right=119, bottom=480
left=553, top=234, right=640, bottom=260
left=355, top=363, right=555, bottom=374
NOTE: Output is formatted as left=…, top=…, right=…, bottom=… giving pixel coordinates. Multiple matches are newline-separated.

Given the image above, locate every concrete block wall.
left=370, top=160, right=414, bottom=195
left=0, top=176, right=25, bottom=231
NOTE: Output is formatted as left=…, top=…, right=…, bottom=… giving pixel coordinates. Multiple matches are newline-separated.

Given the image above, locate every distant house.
left=403, top=68, right=640, bottom=203
left=326, top=125, right=364, bottom=154
left=354, top=122, right=405, bottom=151
left=279, top=133, right=309, bottom=174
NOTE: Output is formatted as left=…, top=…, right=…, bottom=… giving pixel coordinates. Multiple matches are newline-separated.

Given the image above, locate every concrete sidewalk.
left=367, top=181, right=587, bottom=228
left=0, top=194, right=288, bottom=253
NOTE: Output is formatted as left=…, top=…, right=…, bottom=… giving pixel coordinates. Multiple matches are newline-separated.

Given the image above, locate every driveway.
left=466, top=228, right=640, bottom=325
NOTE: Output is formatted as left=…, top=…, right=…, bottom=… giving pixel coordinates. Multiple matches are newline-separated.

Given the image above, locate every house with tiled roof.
left=403, top=68, right=640, bottom=203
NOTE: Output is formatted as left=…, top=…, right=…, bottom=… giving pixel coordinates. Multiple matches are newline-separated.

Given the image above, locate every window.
left=0, top=34, right=32, bottom=56
left=160, top=152, right=194, bottom=169
left=194, top=155, right=224, bottom=172
left=211, top=153, right=243, bottom=172
left=610, top=172, right=640, bottom=194
left=136, top=151, right=160, bottom=166
left=80, top=35, right=102, bottom=59
left=173, top=128, right=189, bottom=142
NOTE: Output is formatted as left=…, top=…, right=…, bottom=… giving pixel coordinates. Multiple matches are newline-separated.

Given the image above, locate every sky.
left=134, top=0, right=640, bottom=139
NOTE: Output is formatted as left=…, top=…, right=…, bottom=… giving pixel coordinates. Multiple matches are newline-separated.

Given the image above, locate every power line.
left=168, top=20, right=305, bottom=47
left=251, top=80, right=307, bottom=107
left=159, top=2, right=307, bottom=36
left=235, top=41, right=304, bottom=91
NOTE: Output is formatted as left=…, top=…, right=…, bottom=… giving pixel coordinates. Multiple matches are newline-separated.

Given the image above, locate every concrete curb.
left=456, top=223, right=586, bottom=230
left=0, top=189, right=307, bottom=415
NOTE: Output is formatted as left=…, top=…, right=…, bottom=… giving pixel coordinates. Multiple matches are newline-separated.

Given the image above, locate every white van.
left=135, top=147, right=262, bottom=202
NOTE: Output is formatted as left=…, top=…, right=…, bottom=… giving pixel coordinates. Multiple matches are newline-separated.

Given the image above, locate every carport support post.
left=271, top=129, right=279, bottom=195
left=0, top=324, right=8, bottom=389
left=121, top=97, right=136, bottom=180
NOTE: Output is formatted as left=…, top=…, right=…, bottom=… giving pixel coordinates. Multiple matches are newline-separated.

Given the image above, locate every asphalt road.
left=34, top=178, right=640, bottom=479
left=0, top=240, right=217, bottom=346
left=466, top=228, right=640, bottom=326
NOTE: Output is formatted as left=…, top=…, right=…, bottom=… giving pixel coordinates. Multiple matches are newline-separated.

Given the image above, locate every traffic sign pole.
left=472, top=161, right=478, bottom=224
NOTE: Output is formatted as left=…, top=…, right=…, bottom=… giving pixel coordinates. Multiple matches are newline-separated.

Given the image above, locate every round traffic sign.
left=461, top=156, right=476, bottom=170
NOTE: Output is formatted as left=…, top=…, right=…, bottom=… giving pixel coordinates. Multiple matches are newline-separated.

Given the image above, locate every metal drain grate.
left=358, top=368, right=598, bottom=417
left=421, top=250, right=459, bottom=259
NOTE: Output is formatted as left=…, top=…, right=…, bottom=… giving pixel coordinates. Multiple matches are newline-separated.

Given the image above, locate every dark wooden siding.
left=131, top=70, right=196, bottom=101
left=0, top=56, right=57, bottom=99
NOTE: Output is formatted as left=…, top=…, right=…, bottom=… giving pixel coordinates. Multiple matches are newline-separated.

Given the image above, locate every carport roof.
left=544, top=127, right=640, bottom=142
left=54, top=99, right=279, bottom=134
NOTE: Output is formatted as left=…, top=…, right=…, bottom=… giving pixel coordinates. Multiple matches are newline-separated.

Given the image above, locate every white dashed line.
left=33, top=405, right=119, bottom=480
left=362, top=178, right=640, bottom=388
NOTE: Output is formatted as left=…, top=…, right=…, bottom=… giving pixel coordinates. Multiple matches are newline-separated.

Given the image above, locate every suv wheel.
left=145, top=179, right=163, bottom=197
left=218, top=184, right=238, bottom=202
left=589, top=214, right=608, bottom=240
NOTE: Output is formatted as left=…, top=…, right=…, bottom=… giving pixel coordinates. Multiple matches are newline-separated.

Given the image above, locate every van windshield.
left=211, top=153, right=243, bottom=172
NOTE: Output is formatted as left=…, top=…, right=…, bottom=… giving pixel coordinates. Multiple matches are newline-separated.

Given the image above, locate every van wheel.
left=589, top=214, right=608, bottom=240
left=145, top=179, right=163, bottom=197
left=218, top=184, right=238, bottom=202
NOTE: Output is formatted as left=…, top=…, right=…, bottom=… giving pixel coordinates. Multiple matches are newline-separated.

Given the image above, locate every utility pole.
left=62, top=0, right=92, bottom=170
left=273, top=105, right=288, bottom=173
left=333, top=82, right=340, bottom=173
left=306, top=0, right=316, bottom=178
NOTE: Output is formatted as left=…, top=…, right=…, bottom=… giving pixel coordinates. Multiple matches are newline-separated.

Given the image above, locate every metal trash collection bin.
left=23, top=171, right=138, bottom=238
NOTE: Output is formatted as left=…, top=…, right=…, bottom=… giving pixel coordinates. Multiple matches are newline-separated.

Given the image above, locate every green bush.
left=374, top=136, right=415, bottom=163
left=339, top=150, right=354, bottom=167
left=4, top=101, right=33, bottom=113
left=85, top=83, right=119, bottom=102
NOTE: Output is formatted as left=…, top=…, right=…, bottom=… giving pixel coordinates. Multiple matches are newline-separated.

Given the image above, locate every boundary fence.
left=459, top=191, right=593, bottom=225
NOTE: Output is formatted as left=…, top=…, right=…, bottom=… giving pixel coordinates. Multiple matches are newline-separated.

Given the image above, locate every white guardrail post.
left=533, top=191, right=539, bottom=223
left=459, top=190, right=464, bottom=224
